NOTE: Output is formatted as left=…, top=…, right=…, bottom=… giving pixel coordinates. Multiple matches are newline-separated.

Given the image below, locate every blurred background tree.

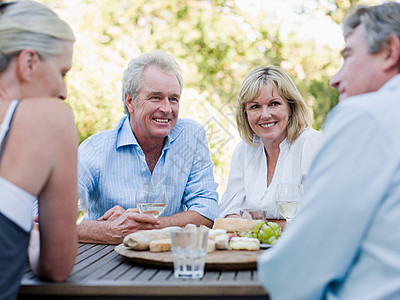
left=41, top=0, right=376, bottom=196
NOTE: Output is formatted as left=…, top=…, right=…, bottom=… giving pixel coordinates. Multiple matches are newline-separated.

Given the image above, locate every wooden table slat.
left=71, top=245, right=115, bottom=275
left=99, top=258, right=133, bottom=280
left=77, top=242, right=98, bottom=255
left=74, top=244, right=108, bottom=264
left=202, top=270, right=221, bottom=282
left=150, top=269, right=173, bottom=282
left=131, top=268, right=159, bottom=282
left=235, top=270, right=253, bottom=282
left=117, top=265, right=144, bottom=281
left=218, top=270, right=237, bottom=282
left=70, top=249, right=120, bottom=280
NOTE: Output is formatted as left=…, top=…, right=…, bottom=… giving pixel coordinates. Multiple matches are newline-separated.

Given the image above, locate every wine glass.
left=77, top=188, right=88, bottom=225
left=275, top=184, right=303, bottom=223
left=135, top=184, right=167, bottom=218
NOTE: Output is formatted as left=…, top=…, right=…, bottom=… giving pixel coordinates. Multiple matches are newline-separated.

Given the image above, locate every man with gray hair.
left=258, top=2, right=400, bottom=299
left=78, top=51, right=218, bottom=244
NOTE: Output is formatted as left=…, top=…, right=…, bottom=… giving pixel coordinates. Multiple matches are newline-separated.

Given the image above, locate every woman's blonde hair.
left=236, top=66, right=312, bottom=146
left=0, top=0, right=75, bottom=73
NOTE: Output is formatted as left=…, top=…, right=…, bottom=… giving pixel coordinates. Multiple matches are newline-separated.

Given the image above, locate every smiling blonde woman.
left=219, top=66, right=322, bottom=223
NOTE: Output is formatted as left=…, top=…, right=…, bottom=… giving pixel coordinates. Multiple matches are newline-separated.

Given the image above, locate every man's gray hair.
left=344, top=2, right=400, bottom=57
left=121, top=51, right=184, bottom=115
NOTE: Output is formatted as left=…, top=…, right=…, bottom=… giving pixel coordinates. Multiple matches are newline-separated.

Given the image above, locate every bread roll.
left=229, top=237, right=260, bottom=251
left=207, top=239, right=216, bottom=253
left=149, top=239, right=172, bottom=252
left=123, top=227, right=179, bottom=250
left=208, top=229, right=227, bottom=240
left=213, top=218, right=255, bottom=233
left=214, top=233, right=229, bottom=250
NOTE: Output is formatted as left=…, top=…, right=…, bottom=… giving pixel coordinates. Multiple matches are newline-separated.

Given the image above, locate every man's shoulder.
left=332, top=91, right=397, bottom=129
left=339, top=75, right=400, bottom=116
left=324, top=81, right=400, bottom=148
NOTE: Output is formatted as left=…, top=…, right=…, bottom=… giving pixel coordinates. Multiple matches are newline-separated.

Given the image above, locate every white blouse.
left=218, top=129, right=323, bottom=219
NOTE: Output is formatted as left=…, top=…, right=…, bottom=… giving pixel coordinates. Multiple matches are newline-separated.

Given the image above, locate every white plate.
left=260, top=243, right=273, bottom=249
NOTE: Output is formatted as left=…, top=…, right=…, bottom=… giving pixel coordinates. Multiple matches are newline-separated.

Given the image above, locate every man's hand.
left=98, top=205, right=137, bottom=221
left=107, top=209, right=160, bottom=242
left=78, top=206, right=161, bottom=244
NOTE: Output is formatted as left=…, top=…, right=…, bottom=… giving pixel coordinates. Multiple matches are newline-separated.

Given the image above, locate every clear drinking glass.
left=135, top=184, right=167, bottom=218
left=170, top=228, right=209, bottom=279
left=77, top=188, right=88, bottom=225
left=275, top=184, right=303, bottom=223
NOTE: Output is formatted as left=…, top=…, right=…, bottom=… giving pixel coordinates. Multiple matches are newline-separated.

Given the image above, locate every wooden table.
left=19, top=243, right=269, bottom=299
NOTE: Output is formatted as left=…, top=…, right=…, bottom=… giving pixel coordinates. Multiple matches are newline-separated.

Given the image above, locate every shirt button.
left=142, top=167, right=146, bottom=172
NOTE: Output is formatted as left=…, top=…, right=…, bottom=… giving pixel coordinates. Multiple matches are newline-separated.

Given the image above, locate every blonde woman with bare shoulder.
left=0, top=1, right=77, bottom=298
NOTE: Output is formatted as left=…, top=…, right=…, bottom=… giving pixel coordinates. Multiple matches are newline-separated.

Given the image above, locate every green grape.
left=260, top=235, right=269, bottom=244
left=262, top=226, right=274, bottom=238
left=268, top=222, right=280, bottom=231
left=239, top=221, right=282, bottom=245
left=259, top=229, right=273, bottom=244
left=241, top=232, right=252, bottom=238
left=268, top=236, right=277, bottom=245
left=261, top=222, right=282, bottom=245
left=251, top=220, right=264, bottom=233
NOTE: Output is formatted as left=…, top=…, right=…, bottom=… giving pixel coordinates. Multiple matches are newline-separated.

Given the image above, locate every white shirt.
left=219, top=128, right=322, bottom=219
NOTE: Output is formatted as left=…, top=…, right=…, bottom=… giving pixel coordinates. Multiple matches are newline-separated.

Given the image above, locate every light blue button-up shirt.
left=78, top=116, right=219, bottom=221
left=258, top=74, right=400, bottom=300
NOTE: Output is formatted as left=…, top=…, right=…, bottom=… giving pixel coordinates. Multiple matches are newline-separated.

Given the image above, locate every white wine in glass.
left=136, top=184, right=167, bottom=218
left=275, top=184, right=303, bottom=222
left=77, top=188, right=88, bottom=225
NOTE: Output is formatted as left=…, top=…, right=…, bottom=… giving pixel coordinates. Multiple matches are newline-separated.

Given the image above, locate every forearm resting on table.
left=78, top=220, right=122, bottom=244
left=158, top=210, right=213, bottom=228
left=78, top=211, right=213, bottom=244
left=28, top=226, right=75, bottom=282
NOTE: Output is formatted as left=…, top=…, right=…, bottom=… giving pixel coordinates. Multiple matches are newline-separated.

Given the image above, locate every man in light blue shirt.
left=258, top=3, right=400, bottom=299
left=77, top=51, right=218, bottom=244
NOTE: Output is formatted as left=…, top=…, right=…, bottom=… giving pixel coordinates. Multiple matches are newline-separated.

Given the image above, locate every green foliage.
left=308, top=79, right=338, bottom=129
left=313, top=0, right=379, bottom=24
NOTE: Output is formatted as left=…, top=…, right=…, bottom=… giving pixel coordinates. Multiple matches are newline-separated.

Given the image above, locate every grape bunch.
left=240, top=220, right=282, bottom=245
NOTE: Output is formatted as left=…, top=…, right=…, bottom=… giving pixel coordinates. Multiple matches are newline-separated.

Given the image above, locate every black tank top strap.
left=0, top=100, right=20, bottom=164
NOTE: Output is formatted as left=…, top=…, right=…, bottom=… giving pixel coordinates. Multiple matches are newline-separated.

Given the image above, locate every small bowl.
left=240, top=209, right=267, bottom=220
